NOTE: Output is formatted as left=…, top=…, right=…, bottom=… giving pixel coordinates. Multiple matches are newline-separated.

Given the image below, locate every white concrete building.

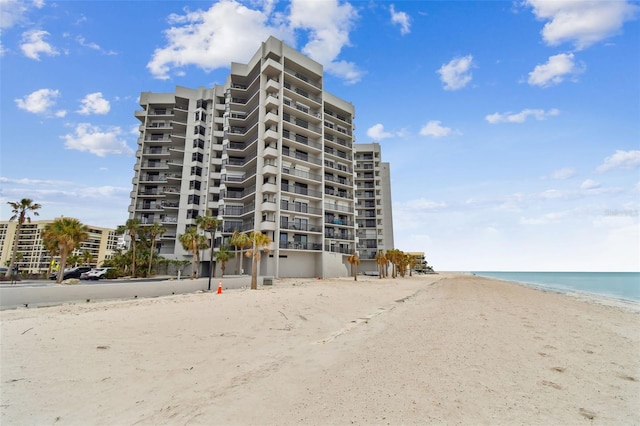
left=354, top=143, right=395, bottom=274
left=0, top=219, right=119, bottom=275
left=130, top=37, right=393, bottom=278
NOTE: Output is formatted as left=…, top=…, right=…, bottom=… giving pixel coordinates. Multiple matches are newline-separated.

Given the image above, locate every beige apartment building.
left=0, top=219, right=120, bottom=275
left=355, top=143, right=394, bottom=273
left=129, top=36, right=393, bottom=278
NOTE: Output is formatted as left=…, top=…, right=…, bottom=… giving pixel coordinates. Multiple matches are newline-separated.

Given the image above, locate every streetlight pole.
left=206, top=228, right=215, bottom=291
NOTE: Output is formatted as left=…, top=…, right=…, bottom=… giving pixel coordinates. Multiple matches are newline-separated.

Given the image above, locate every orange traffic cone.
left=217, top=280, right=222, bottom=294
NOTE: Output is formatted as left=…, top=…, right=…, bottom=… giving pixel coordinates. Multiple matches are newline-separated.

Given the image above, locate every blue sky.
left=1, top=0, right=638, bottom=272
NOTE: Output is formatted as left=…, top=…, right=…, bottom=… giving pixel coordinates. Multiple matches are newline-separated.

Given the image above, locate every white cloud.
left=77, top=92, right=111, bottom=115
left=15, top=88, right=66, bottom=117
left=526, top=0, right=639, bottom=50
left=547, top=167, right=577, bottom=180
left=0, top=176, right=74, bottom=186
left=520, top=211, right=569, bottom=225
left=580, top=179, right=601, bottom=190
left=76, top=35, right=117, bottom=55
left=437, top=55, right=473, bottom=90
left=61, top=123, right=135, bottom=157
left=528, top=53, right=584, bottom=87
left=419, top=120, right=457, bottom=138
left=289, top=0, right=361, bottom=83
left=596, top=150, right=640, bottom=173
left=148, top=0, right=290, bottom=80
left=485, top=108, right=559, bottom=124
left=366, top=123, right=394, bottom=140
left=390, top=4, right=411, bottom=35
left=20, top=29, right=59, bottom=60
left=147, top=0, right=361, bottom=84
left=1, top=0, right=29, bottom=29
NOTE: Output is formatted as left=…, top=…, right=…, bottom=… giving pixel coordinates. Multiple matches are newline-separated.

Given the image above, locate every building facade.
left=130, top=37, right=393, bottom=278
left=354, top=143, right=394, bottom=273
left=0, top=219, right=120, bottom=275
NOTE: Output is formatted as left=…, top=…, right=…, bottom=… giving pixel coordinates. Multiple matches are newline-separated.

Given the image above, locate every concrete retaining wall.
left=0, top=275, right=266, bottom=311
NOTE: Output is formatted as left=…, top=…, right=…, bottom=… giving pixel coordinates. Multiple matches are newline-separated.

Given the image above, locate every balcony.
left=281, top=184, right=322, bottom=198
left=279, top=241, right=322, bottom=251
left=280, top=201, right=322, bottom=216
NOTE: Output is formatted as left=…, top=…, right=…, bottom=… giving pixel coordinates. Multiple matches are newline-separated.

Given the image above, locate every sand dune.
left=1, top=274, right=638, bottom=425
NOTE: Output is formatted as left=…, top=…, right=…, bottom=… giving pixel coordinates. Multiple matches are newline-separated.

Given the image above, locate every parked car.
left=50, top=266, right=92, bottom=280
left=80, top=267, right=110, bottom=280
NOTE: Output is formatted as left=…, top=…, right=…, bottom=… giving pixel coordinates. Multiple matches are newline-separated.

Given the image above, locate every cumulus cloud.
left=528, top=53, right=584, bottom=87
left=147, top=0, right=361, bottom=84
left=547, top=167, right=577, bottom=180
left=0, top=0, right=34, bottom=29
left=148, top=0, right=290, bottom=79
left=15, top=88, right=66, bottom=117
left=61, top=123, right=135, bottom=157
left=20, top=29, right=59, bottom=60
left=525, top=0, right=639, bottom=50
left=437, top=55, right=474, bottom=90
left=485, top=108, right=559, bottom=124
left=77, top=92, right=111, bottom=115
left=390, top=4, right=411, bottom=35
left=366, top=123, right=394, bottom=140
left=419, top=120, right=459, bottom=138
left=289, top=0, right=361, bottom=83
left=596, top=150, right=640, bottom=173
left=580, top=179, right=601, bottom=190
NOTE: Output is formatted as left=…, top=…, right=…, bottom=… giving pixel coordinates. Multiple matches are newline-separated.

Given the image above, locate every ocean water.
left=470, top=271, right=640, bottom=302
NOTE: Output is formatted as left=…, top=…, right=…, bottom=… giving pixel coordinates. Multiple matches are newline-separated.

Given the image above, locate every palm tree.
left=214, top=245, right=232, bottom=277
left=244, top=231, right=272, bottom=289
left=196, top=213, right=220, bottom=277
left=407, top=254, right=418, bottom=277
left=6, top=198, right=41, bottom=278
left=81, top=250, right=94, bottom=267
left=146, top=222, right=166, bottom=276
left=116, top=219, right=142, bottom=278
left=41, top=217, right=89, bottom=283
left=67, top=254, right=80, bottom=268
left=375, top=250, right=387, bottom=279
left=178, top=226, right=208, bottom=279
left=386, top=249, right=402, bottom=278
left=230, top=230, right=251, bottom=275
left=348, top=251, right=360, bottom=281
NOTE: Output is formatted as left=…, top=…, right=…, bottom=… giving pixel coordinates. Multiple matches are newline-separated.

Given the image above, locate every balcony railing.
left=281, top=184, right=322, bottom=198
left=279, top=241, right=322, bottom=251
left=280, top=201, right=323, bottom=215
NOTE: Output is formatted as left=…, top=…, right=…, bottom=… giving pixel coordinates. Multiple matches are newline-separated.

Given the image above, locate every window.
left=193, top=139, right=205, bottom=149
left=189, top=180, right=201, bottom=190
left=190, top=166, right=202, bottom=176
left=294, top=201, right=308, bottom=213
left=192, top=152, right=203, bottom=163
left=197, top=99, right=208, bottom=109
left=194, top=125, right=206, bottom=135
left=187, top=210, right=199, bottom=219
left=194, top=111, right=206, bottom=122
left=188, top=195, right=200, bottom=205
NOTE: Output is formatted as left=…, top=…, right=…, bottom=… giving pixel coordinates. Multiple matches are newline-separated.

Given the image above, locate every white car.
left=80, top=267, right=110, bottom=280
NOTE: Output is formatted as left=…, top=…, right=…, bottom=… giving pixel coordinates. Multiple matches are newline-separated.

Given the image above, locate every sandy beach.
left=1, top=273, right=638, bottom=425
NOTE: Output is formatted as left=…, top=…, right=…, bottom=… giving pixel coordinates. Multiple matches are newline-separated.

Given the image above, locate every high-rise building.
left=0, top=219, right=119, bottom=275
left=130, top=37, right=393, bottom=278
left=354, top=143, right=394, bottom=273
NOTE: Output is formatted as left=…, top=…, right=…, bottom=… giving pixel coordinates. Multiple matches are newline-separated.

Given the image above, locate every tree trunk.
left=250, top=244, right=258, bottom=290
left=56, top=250, right=68, bottom=284
left=148, top=240, right=156, bottom=277
left=6, top=223, right=21, bottom=278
